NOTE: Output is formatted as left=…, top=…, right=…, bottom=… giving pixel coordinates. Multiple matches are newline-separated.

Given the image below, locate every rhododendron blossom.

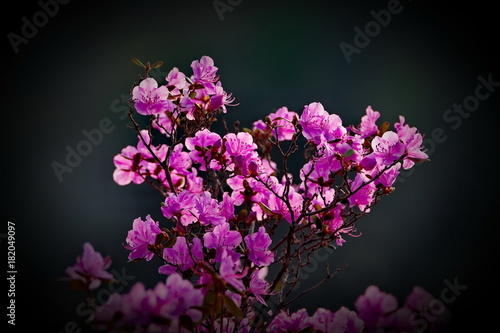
left=191, top=55, right=219, bottom=87
left=352, top=105, right=380, bottom=138
left=124, top=214, right=162, bottom=261
left=267, top=106, right=299, bottom=141
left=244, top=226, right=274, bottom=267
left=203, top=222, right=242, bottom=262
left=132, top=77, right=173, bottom=115
left=161, top=190, right=198, bottom=226
left=112, top=145, right=146, bottom=186
left=370, top=131, right=405, bottom=166
left=354, top=285, right=398, bottom=328
left=94, top=273, right=204, bottom=332
left=395, top=116, right=429, bottom=169
left=299, top=102, right=347, bottom=144
left=159, top=237, right=203, bottom=275
left=64, top=56, right=438, bottom=332
left=65, top=242, right=112, bottom=290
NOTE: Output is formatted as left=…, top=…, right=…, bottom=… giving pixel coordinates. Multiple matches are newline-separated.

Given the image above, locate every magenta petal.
left=360, top=154, right=377, bottom=171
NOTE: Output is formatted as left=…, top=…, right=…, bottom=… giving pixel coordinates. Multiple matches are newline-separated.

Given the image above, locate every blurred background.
left=4, top=0, right=499, bottom=331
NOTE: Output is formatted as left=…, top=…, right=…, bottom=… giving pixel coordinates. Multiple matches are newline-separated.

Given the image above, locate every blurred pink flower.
left=66, top=242, right=113, bottom=290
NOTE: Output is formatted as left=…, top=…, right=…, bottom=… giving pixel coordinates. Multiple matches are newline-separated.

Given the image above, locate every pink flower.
left=113, top=130, right=167, bottom=185
left=249, top=268, right=273, bottom=305
left=220, top=192, right=236, bottom=221
left=195, top=191, right=226, bottom=226
left=95, top=274, right=205, bottom=331
left=233, top=151, right=261, bottom=176
left=300, top=102, right=330, bottom=143
left=162, top=273, right=205, bottom=320
left=132, top=77, right=174, bottom=115
left=185, top=128, right=221, bottom=153
left=152, top=111, right=175, bottom=136
left=376, top=286, right=451, bottom=332
left=252, top=119, right=267, bottom=132
left=167, top=144, right=192, bottom=178
left=165, top=67, right=187, bottom=94
left=244, top=227, right=274, bottom=266
left=395, top=116, right=429, bottom=169
left=213, top=81, right=236, bottom=113
left=184, top=167, right=205, bottom=193
left=322, top=203, right=351, bottom=246
left=115, top=282, right=150, bottom=326
left=268, top=309, right=310, bottom=332
left=124, top=215, right=162, bottom=261
left=219, top=249, right=246, bottom=291
left=305, top=137, right=361, bottom=181
left=94, top=293, right=123, bottom=325
left=191, top=56, right=219, bottom=86
left=227, top=175, right=275, bottom=206
left=224, top=132, right=257, bottom=157
left=178, top=80, right=232, bottom=120
left=354, top=285, right=398, bottom=329
left=299, top=160, right=325, bottom=194
left=136, top=130, right=168, bottom=160
left=179, top=92, right=199, bottom=120
left=203, top=222, right=242, bottom=262
left=112, top=145, right=146, bottom=186
left=404, top=285, right=434, bottom=312
left=307, top=187, right=336, bottom=212
left=185, top=129, right=222, bottom=170
left=113, top=128, right=170, bottom=186
left=161, top=190, right=198, bottom=226
left=348, top=174, right=376, bottom=211
left=268, top=106, right=298, bottom=141
left=159, top=237, right=203, bottom=275
left=374, top=163, right=401, bottom=188
left=263, top=185, right=303, bottom=224
left=331, top=306, right=365, bottom=333
left=304, top=308, right=337, bottom=332
left=401, top=286, right=451, bottom=328
left=352, top=105, right=380, bottom=138
left=163, top=145, right=195, bottom=191
left=222, top=132, right=260, bottom=176
left=299, top=102, right=346, bottom=144
left=370, top=131, right=405, bottom=166
left=66, top=242, right=113, bottom=290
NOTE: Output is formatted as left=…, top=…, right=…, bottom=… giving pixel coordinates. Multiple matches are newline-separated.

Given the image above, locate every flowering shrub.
left=64, top=56, right=450, bottom=332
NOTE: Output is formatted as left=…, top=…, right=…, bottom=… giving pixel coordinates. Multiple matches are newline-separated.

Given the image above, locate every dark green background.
left=4, top=0, right=499, bottom=331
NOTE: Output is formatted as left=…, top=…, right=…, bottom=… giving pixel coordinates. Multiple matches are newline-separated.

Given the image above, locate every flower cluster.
left=66, top=56, right=435, bottom=332
left=267, top=285, right=450, bottom=333
left=94, top=273, right=205, bottom=332
left=67, top=244, right=449, bottom=333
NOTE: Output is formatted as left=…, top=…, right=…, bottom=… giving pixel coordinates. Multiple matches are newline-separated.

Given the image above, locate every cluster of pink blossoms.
left=67, top=243, right=449, bottom=332
left=65, top=56, right=438, bottom=332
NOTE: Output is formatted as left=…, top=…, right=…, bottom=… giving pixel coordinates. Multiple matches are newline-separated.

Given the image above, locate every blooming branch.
left=63, top=56, right=438, bottom=332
